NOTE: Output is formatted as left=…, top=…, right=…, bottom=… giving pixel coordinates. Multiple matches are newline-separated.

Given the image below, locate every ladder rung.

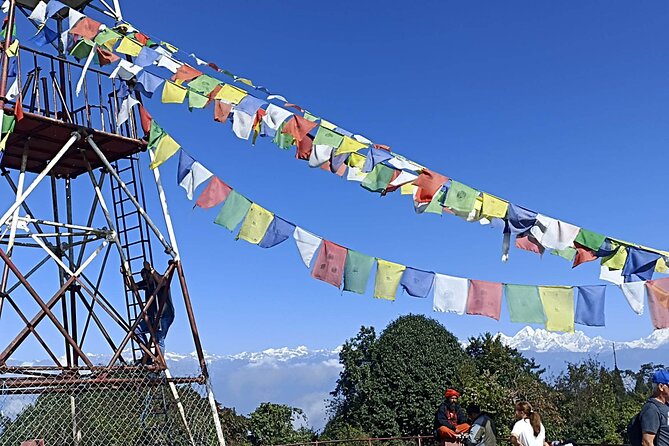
left=127, top=255, right=145, bottom=262
left=121, top=240, right=146, bottom=249
left=117, top=210, right=139, bottom=219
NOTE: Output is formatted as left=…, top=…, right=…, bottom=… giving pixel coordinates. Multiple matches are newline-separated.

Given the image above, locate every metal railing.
left=272, top=437, right=629, bottom=446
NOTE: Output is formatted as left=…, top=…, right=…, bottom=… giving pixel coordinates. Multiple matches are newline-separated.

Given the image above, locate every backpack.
left=627, top=413, right=642, bottom=446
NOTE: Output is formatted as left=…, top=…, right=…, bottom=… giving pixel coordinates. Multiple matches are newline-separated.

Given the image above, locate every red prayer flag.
left=413, top=169, right=448, bottom=203
left=172, top=64, right=203, bottom=83
left=96, top=47, right=120, bottom=66
left=572, top=244, right=597, bottom=268
left=311, top=240, right=347, bottom=288
left=69, top=17, right=102, bottom=40
left=14, top=96, right=23, bottom=122
left=285, top=103, right=303, bottom=112
left=296, top=135, right=313, bottom=160
left=134, top=32, right=149, bottom=45
left=335, top=163, right=347, bottom=177
left=515, top=235, right=545, bottom=255
left=195, top=177, right=232, bottom=209
left=374, top=143, right=391, bottom=151
left=466, top=279, right=503, bottom=320
left=138, top=105, right=152, bottom=134
left=208, top=85, right=222, bottom=101
left=214, top=100, right=232, bottom=123
left=208, top=62, right=220, bottom=71
left=646, top=278, right=669, bottom=328
left=282, top=115, right=317, bottom=142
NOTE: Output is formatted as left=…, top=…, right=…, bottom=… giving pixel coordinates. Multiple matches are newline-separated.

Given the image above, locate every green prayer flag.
left=273, top=122, right=295, bottom=149
left=313, top=126, right=344, bottom=148
left=425, top=190, right=445, bottom=215
left=505, top=284, right=546, bottom=324
left=214, top=190, right=252, bottom=231
left=361, top=164, right=395, bottom=193
left=93, top=28, right=122, bottom=49
left=2, top=114, right=16, bottom=134
left=551, top=247, right=577, bottom=261
left=69, top=39, right=94, bottom=61
left=343, top=250, right=375, bottom=294
left=188, top=75, right=221, bottom=95
left=443, top=180, right=478, bottom=214
left=538, top=286, right=574, bottom=332
left=574, top=229, right=606, bottom=251
left=188, top=90, right=209, bottom=109
left=303, top=111, right=319, bottom=122
left=148, top=121, right=166, bottom=149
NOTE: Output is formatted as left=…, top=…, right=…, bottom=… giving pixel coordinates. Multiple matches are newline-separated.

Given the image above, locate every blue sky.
left=4, top=0, right=669, bottom=359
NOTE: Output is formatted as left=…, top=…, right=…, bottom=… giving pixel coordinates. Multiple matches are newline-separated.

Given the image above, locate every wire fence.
left=271, top=437, right=629, bottom=446
left=0, top=368, right=221, bottom=446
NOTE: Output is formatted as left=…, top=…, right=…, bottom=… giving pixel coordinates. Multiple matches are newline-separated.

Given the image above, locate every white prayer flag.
left=28, top=1, right=48, bottom=24
left=308, top=145, right=333, bottom=168
left=262, top=104, right=293, bottom=132
left=530, top=214, right=580, bottom=251
left=109, top=59, right=142, bottom=80
left=116, top=95, right=139, bottom=129
left=600, top=266, right=624, bottom=285
left=293, top=227, right=322, bottom=268
left=231, top=109, right=254, bottom=140
left=179, top=161, right=213, bottom=200
left=433, top=274, right=469, bottom=314
left=619, top=282, right=646, bottom=315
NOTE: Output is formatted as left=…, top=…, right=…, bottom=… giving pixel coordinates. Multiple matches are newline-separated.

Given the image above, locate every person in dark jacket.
left=435, top=388, right=470, bottom=442
left=464, top=404, right=497, bottom=446
left=134, top=261, right=175, bottom=355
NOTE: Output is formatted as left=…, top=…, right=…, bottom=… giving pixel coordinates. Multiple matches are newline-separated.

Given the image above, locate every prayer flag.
left=95, top=47, right=119, bottom=66
left=214, top=100, right=232, bottom=123
left=505, top=204, right=538, bottom=234
left=343, top=250, right=375, bottom=294
left=374, top=259, right=406, bottom=301
left=161, top=81, right=187, bottom=104
left=515, top=235, right=545, bottom=255
left=148, top=120, right=166, bottom=149
left=443, top=180, right=478, bottom=214
left=552, top=247, right=577, bottom=261
left=346, top=167, right=366, bottom=182
left=466, top=280, right=503, bottom=320
left=259, top=216, right=295, bottom=249
left=135, top=71, right=164, bottom=98
left=361, top=164, right=395, bottom=193
left=538, top=286, right=574, bottom=332
left=389, top=171, right=418, bottom=188
left=296, top=135, right=313, bottom=160
left=504, top=284, right=545, bottom=324
left=401, top=184, right=416, bottom=195
left=235, top=95, right=267, bottom=116
left=574, top=285, right=606, bottom=327
left=150, top=134, right=180, bottom=169
left=433, top=274, right=469, bottom=314
left=347, top=152, right=366, bottom=169
left=156, top=54, right=181, bottom=73
left=28, top=1, right=48, bottom=25
left=109, top=59, right=142, bottom=81
left=69, top=39, right=94, bottom=61
left=572, top=245, right=597, bottom=267
left=481, top=193, right=509, bottom=219
left=188, top=74, right=221, bottom=95
left=600, top=266, right=624, bottom=285
left=313, top=126, right=344, bottom=148
left=311, top=240, right=347, bottom=288
left=134, top=46, right=160, bottom=67
left=530, top=215, right=580, bottom=251
left=188, top=90, right=209, bottom=109
left=424, top=190, right=445, bottom=215
left=69, top=17, right=101, bottom=40
left=45, top=0, right=66, bottom=17
left=620, top=282, right=645, bottom=315
left=646, top=278, right=669, bottom=329
left=362, top=147, right=393, bottom=173
left=263, top=104, right=293, bottom=132
left=116, top=95, right=139, bottom=129
left=335, top=136, right=367, bottom=155
left=308, top=145, right=334, bottom=168
left=574, top=229, right=606, bottom=252
left=622, top=247, right=660, bottom=282
left=214, top=190, right=252, bottom=231
left=216, top=84, right=247, bottom=104
left=273, top=122, right=295, bottom=149
left=232, top=109, right=254, bottom=140
left=195, top=177, right=232, bottom=209
left=238, top=203, right=274, bottom=244
left=116, top=36, right=142, bottom=57
left=172, top=64, right=203, bottom=83
left=400, top=267, right=435, bottom=298
left=601, top=243, right=627, bottom=270
left=293, top=227, right=322, bottom=268
left=656, top=257, right=668, bottom=273
left=177, top=152, right=213, bottom=200
left=29, top=26, right=58, bottom=47
left=93, top=28, right=121, bottom=50
left=413, top=169, right=448, bottom=204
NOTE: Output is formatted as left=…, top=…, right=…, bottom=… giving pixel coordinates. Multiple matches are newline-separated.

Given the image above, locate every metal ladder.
left=110, top=154, right=154, bottom=362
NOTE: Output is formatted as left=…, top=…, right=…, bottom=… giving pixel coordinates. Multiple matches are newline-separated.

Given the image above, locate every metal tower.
left=0, top=1, right=224, bottom=444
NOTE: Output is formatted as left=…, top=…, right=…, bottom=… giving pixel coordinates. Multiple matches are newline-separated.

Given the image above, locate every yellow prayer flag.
left=656, top=257, right=668, bottom=273
left=374, top=259, right=406, bottom=301
left=215, top=84, right=247, bottom=105
left=601, top=243, right=627, bottom=270
left=0, top=132, right=10, bottom=152
left=162, top=81, right=188, bottom=104
left=538, top=286, right=574, bottom=333
left=347, top=152, right=366, bottom=169
left=400, top=184, right=416, bottom=195
left=7, top=40, right=19, bottom=58
left=335, top=136, right=367, bottom=155
left=481, top=193, right=509, bottom=219
left=149, top=134, right=180, bottom=169
left=235, top=77, right=253, bottom=86
left=319, top=119, right=337, bottom=130
left=238, top=204, right=274, bottom=244
left=161, top=41, right=178, bottom=53
left=116, top=36, right=143, bottom=57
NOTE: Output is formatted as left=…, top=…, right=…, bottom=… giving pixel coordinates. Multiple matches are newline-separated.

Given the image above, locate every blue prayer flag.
left=595, top=239, right=617, bottom=258
left=505, top=204, right=538, bottom=235
left=29, top=26, right=59, bottom=47
left=177, top=150, right=195, bottom=185
left=400, top=267, right=435, bottom=298
left=134, top=46, right=161, bottom=68
left=330, top=153, right=349, bottom=173
left=235, top=95, right=267, bottom=116
left=575, top=285, right=606, bottom=327
left=46, top=0, right=67, bottom=17
left=623, top=247, right=660, bottom=282
left=135, top=71, right=164, bottom=98
left=258, top=216, right=295, bottom=249
left=362, top=147, right=393, bottom=173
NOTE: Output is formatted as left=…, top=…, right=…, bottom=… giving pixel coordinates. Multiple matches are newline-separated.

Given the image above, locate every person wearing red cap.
left=434, top=388, right=470, bottom=444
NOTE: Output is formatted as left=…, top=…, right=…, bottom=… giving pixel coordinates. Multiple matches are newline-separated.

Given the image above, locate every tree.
left=217, top=405, right=251, bottom=446
left=249, top=402, right=312, bottom=445
left=328, top=314, right=468, bottom=437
